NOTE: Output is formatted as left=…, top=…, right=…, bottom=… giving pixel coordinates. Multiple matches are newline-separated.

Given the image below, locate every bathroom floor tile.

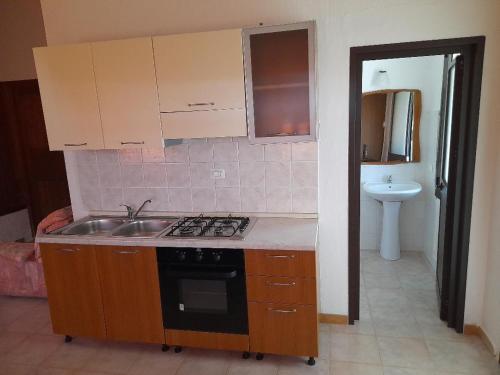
left=377, top=337, right=433, bottom=369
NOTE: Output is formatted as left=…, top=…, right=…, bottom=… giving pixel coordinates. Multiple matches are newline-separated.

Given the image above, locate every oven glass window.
left=179, top=279, right=228, bottom=314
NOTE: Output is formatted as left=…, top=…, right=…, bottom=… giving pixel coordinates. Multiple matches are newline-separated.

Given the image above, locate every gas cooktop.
left=163, top=215, right=255, bottom=240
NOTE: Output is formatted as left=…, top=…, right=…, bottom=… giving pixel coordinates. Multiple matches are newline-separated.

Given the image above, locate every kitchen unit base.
left=165, top=330, right=249, bottom=351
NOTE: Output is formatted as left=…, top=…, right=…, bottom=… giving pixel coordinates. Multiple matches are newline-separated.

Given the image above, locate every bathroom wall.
left=360, top=56, right=444, bottom=266
left=68, top=137, right=318, bottom=215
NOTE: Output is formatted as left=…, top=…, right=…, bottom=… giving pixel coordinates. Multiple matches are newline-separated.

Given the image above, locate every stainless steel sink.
left=61, top=218, right=127, bottom=236
left=111, top=219, right=175, bottom=238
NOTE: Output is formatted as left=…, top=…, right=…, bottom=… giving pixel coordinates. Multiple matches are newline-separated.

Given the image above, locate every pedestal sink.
left=363, top=181, right=422, bottom=260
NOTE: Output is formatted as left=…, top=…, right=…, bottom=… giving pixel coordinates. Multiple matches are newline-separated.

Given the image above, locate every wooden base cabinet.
left=41, top=244, right=164, bottom=344
left=245, top=249, right=318, bottom=359
left=40, top=244, right=106, bottom=339
left=248, top=302, right=318, bottom=357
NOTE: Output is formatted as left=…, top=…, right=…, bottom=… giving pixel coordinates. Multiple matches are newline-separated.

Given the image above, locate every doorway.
left=348, top=37, right=485, bottom=331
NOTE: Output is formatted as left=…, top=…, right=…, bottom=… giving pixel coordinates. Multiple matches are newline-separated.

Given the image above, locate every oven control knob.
left=194, top=249, right=204, bottom=262
left=212, top=251, right=222, bottom=263
left=176, top=250, right=187, bottom=262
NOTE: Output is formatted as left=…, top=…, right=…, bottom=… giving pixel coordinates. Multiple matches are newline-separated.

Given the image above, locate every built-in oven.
left=156, top=247, right=248, bottom=334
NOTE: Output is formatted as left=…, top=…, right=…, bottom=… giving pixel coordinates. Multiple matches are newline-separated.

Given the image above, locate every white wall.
left=360, top=56, right=443, bottom=269
left=39, top=0, right=500, bottom=339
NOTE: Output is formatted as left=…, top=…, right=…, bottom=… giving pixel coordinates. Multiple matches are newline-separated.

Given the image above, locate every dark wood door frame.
left=348, top=37, right=485, bottom=331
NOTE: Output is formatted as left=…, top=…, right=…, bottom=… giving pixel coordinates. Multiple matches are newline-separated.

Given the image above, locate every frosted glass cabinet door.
left=153, top=29, right=246, bottom=113
left=33, top=44, right=104, bottom=150
left=92, top=37, right=162, bottom=149
left=243, top=22, right=317, bottom=144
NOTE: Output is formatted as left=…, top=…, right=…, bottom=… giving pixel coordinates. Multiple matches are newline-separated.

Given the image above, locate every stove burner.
left=164, top=216, right=252, bottom=239
left=180, top=227, right=194, bottom=235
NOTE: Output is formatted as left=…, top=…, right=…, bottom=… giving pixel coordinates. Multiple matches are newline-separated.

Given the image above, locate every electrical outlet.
left=211, top=169, right=226, bottom=179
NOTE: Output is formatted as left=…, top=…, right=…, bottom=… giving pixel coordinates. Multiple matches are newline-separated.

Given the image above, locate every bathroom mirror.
left=361, top=89, right=421, bottom=164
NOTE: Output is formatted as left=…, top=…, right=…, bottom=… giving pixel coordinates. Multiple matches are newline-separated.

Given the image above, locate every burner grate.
left=164, top=215, right=251, bottom=238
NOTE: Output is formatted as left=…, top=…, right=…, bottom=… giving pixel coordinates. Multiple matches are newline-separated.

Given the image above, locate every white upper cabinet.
left=33, top=44, right=104, bottom=150
left=153, top=29, right=246, bottom=113
left=92, top=37, right=162, bottom=149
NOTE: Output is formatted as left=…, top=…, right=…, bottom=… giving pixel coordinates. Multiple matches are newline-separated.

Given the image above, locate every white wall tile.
left=142, top=148, right=165, bottom=163
left=76, top=138, right=318, bottom=214
left=292, top=142, right=318, bottom=161
left=120, top=164, right=143, bottom=187
left=239, top=161, right=265, bottom=187
left=264, top=143, right=291, bottom=161
left=214, top=162, right=239, bottom=187
left=213, top=142, right=238, bottom=161
left=166, top=163, right=190, bottom=188
left=215, top=187, right=241, bottom=212
left=192, top=187, right=216, bottom=212
left=164, top=144, right=188, bottom=163
left=168, top=188, right=192, bottom=212
left=292, top=161, right=318, bottom=187
left=143, top=164, right=167, bottom=187
left=190, top=163, right=214, bottom=187
left=188, top=142, right=213, bottom=162
left=266, top=161, right=291, bottom=187
left=266, top=186, right=291, bottom=213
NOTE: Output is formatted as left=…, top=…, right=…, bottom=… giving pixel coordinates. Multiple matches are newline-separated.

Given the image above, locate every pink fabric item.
left=0, top=243, right=47, bottom=297
left=0, top=207, right=72, bottom=298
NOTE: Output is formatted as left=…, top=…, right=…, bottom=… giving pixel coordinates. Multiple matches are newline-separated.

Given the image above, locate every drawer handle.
left=64, top=143, right=87, bottom=147
left=268, top=308, right=297, bottom=313
left=266, top=255, right=296, bottom=259
left=57, top=248, right=79, bottom=253
left=121, top=141, right=145, bottom=145
left=113, top=250, right=139, bottom=254
left=266, top=281, right=296, bottom=287
left=187, top=102, right=215, bottom=107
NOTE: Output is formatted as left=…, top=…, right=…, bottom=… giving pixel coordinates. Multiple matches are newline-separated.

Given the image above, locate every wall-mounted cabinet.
left=92, top=38, right=162, bottom=149
left=33, top=44, right=104, bottom=150
left=243, top=22, right=316, bottom=144
left=153, top=29, right=247, bottom=139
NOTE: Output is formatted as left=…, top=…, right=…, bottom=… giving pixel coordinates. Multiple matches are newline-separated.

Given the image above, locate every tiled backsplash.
left=73, top=137, right=318, bottom=214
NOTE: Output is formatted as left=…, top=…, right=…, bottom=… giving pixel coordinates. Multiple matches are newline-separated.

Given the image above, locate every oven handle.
left=164, top=269, right=238, bottom=280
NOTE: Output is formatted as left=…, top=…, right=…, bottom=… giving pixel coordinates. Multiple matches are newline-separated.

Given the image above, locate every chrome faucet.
left=120, top=199, right=152, bottom=220
left=387, top=175, right=393, bottom=184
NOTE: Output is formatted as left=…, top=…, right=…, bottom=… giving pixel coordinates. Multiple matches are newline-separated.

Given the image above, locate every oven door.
left=159, top=265, right=248, bottom=334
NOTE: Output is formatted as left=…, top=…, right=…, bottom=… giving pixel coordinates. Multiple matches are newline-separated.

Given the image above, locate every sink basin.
left=61, top=218, right=127, bottom=235
left=111, top=219, right=175, bottom=238
left=363, top=182, right=422, bottom=202
left=362, top=181, right=422, bottom=261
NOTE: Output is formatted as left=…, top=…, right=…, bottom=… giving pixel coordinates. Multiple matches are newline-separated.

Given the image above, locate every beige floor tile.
left=6, top=306, right=51, bottom=334
left=398, top=273, right=436, bottom=290
left=81, top=342, right=142, bottom=374
left=228, top=358, right=278, bottom=375
left=331, top=320, right=375, bottom=336
left=366, top=288, right=410, bottom=310
left=3, top=334, right=63, bottom=366
left=373, top=318, right=422, bottom=339
left=318, top=329, right=331, bottom=360
left=37, top=367, right=73, bottom=375
left=128, top=348, right=185, bottom=375
left=0, top=363, right=35, bottom=375
left=404, top=289, right=438, bottom=311
left=278, top=357, right=328, bottom=375
left=0, top=331, right=29, bottom=355
left=42, top=338, right=102, bottom=370
left=382, top=368, right=434, bottom=374
left=417, top=321, right=468, bottom=341
left=426, top=338, right=498, bottom=374
left=363, top=272, right=401, bottom=289
left=176, top=350, right=231, bottom=375
left=377, top=337, right=433, bottom=369
left=330, top=361, right=383, bottom=374
left=330, top=333, right=381, bottom=365
left=362, top=258, right=398, bottom=275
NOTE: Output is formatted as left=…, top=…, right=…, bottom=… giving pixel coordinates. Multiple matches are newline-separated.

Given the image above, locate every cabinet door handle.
left=121, top=141, right=145, bottom=145
left=266, top=254, right=295, bottom=259
left=64, top=143, right=87, bottom=147
left=266, top=281, right=296, bottom=287
left=267, top=308, right=297, bottom=313
left=113, top=250, right=139, bottom=254
left=57, top=248, right=79, bottom=253
left=187, top=102, right=215, bottom=107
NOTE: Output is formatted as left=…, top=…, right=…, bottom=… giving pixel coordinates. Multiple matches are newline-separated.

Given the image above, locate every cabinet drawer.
left=248, top=302, right=318, bottom=357
left=245, top=250, right=315, bottom=277
left=247, top=276, right=316, bottom=305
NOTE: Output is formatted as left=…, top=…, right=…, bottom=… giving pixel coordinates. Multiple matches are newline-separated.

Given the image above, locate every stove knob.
left=176, top=250, right=187, bottom=262
left=212, top=251, right=222, bottom=263
left=194, top=249, right=204, bottom=262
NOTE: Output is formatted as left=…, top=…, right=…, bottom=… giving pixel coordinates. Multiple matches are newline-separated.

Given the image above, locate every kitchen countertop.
left=36, top=217, right=318, bottom=251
